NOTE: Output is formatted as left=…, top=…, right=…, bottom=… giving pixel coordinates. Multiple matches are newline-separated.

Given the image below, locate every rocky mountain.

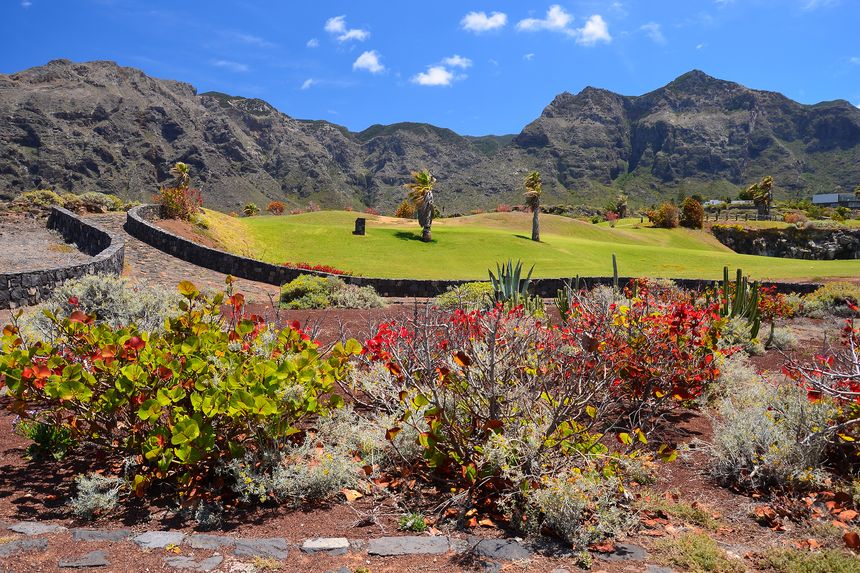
left=1, top=60, right=859, bottom=212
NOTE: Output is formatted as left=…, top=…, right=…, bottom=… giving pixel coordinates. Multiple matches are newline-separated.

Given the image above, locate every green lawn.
left=202, top=210, right=860, bottom=281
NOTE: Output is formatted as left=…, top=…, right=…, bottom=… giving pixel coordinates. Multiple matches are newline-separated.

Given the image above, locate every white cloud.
left=325, top=15, right=369, bottom=42
left=856, top=102, right=860, bottom=109
left=306, top=38, right=319, bottom=48
left=524, top=53, right=535, bottom=61
left=352, top=50, right=385, bottom=74
left=442, top=55, right=472, bottom=69
left=714, top=0, right=734, bottom=5
left=211, top=59, right=249, bottom=72
left=461, top=11, right=507, bottom=32
left=803, top=0, right=838, bottom=9
left=225, top=31, right=275, bottom=49
left=640, top=22, right=666, bottom=44
left=301, top=79, right=317, bottom=90
left=412, top=66, right=456, bottom=86
left=517, top=5, right=572, bottom=31
left=21, top=0, right=32, bottom=7
left=576, top=14, right=612, bottom=46
left=696, top=43, right=707, bottom=49
left=850, top=56, right=860, bottom=65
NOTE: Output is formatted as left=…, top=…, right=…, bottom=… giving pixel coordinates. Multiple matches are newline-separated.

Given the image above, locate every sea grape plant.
left=0, top=280, right=360, bottom=500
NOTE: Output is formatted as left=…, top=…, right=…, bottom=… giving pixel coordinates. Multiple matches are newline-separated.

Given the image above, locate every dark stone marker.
left=353, top=217, right=366, bottom=236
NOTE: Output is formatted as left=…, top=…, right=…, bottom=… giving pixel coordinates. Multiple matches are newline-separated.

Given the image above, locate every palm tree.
left=747, top=175, right=773, bottom=219
left=169, top=162, right=191, bottom=188
left=615, top=193, right=628, bottom=219
left=404, top=169, right=437, bottom=242
left=523, top=171, right=542, bottom=242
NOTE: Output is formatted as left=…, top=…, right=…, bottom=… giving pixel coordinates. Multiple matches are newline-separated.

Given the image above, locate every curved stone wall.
left=712, top=224, right=860, bottom=260
left=126, top=205, right=821, bottom=297
left=0, top=207, right=125, bottom=309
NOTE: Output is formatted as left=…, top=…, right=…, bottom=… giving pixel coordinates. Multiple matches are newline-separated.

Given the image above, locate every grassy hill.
left=200, top=210, right=860, bottom=281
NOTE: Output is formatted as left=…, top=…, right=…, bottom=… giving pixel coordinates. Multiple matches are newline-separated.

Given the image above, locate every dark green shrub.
left=680, top=197, right=704, bottom=229
left=15, top=420, right=75, bottom=460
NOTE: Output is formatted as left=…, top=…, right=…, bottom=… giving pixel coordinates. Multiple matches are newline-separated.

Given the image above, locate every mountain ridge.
left=1, top=59, right=859, bottom=212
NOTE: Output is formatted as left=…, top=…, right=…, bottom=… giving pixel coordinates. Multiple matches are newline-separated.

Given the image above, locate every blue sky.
left=2, top=0, right=859, bottom=135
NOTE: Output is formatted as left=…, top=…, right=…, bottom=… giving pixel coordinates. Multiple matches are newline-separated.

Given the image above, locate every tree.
left=854, top=184, right=860, bottom=198
left=394, top=200, right=415, bottom=219
left=266, top=201, right=285, bottom=215
left=169, top=162, right=191, bottom=189
left=404, top=169, right=436, bottom=242
left=523, top=171, right=542, bottom=242
left=680, top=197, right=704, bottom=229
left=615, top=193, right=628, bottom=219
left=243, top=202, right=260, bottom=217
left=746, top=175, right=774, bottom=219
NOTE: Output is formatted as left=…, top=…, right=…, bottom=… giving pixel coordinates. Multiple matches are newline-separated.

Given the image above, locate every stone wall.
left=712, top=224, right=860, bottom=260
left=0, top=207, right=125, bottom=309
left=126, top=205, right=821, bottom=297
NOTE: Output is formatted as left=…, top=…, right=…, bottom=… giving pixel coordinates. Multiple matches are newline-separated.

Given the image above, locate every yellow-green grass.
left=201, top=210, right=860, bottom=281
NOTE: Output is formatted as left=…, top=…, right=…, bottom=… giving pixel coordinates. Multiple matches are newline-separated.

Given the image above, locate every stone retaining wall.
left=126, top=205, right=821, bottom=297
left=712, top=224, right=860, bottom=260
left=0, top=207, right=125, bottom=309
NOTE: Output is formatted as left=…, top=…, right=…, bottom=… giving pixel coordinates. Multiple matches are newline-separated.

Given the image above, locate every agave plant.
left=523, top=171, right=542, bottom=242
left=487, top=259, right=535, bottom=307
left=404, top=169, right=437, bottom=242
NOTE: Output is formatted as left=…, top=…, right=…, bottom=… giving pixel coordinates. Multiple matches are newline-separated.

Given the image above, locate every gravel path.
left=0, top=216, right=93, bottom=272
left=85, top=213, right=280, bottom=303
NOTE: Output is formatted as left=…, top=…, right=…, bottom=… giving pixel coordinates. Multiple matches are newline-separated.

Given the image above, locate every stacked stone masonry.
left=0, top=207, right=125, bottom=310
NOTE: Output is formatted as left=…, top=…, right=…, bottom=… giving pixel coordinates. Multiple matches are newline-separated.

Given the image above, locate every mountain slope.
left=1, top=61, right=859, bottom=212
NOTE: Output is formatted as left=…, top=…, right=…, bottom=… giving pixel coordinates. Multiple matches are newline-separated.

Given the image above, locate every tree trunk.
left=422, top=226, right=432, bottom=242
left=531, top=208, right=540, bottom=242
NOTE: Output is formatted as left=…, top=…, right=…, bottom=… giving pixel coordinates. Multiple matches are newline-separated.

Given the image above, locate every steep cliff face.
left=515, top=70, right=860, bottom=197
left=2, top=61, right=859, bottom=212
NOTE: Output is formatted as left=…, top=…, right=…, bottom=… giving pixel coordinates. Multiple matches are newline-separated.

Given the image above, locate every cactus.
left=612, top=253, right=619, bottom=293
left=555, top=275, right=581, bottom=319
left=718, top=266, right=761, bottom=340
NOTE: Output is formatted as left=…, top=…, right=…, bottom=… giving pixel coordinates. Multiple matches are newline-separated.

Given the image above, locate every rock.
left=8, top=521, right=67, bottom=535
left=3, top=60, right=858, bottom=212
left=646, top=565, right=678, bottom=573
left=187, top=534, right=235, bottom=550
left=324, top=568, right=351, bottom=573
left=480, top=561, right=502, bottom=573
left=0, top=537, right=48, bottom=557
left=71, top=529, right=132, bottom=542
left=471, top=538, right=532, bottom=561
left=598, top=542, right=647, bottom=562
left=165, top=555, right=224, bottom=572
left=133, top=531, right=186, bottom=549
left=59, top=550, right=109, bottom=568
left=366, top=536, right=450, bottom=556
left=233, top=537, right=289, bottom=560
left=301, top=537, right=350, bottom=555
left=551, top=569, right=572, bottom=573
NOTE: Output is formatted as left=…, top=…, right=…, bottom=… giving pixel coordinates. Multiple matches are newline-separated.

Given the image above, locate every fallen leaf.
left=589, top=540, right=615, bottom=553
left=843, top=531, right=860, bottom=550
left=341, top=488, right=363, bottom=502
left=477, top=518, right=496, bottom=528
left=832, top=520, right=850, bottom=531
left=837, top=510, right=858, bottom=523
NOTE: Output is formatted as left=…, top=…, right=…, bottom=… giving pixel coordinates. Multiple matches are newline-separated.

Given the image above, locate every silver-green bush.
left=435, top=282, right=494, bottom=311
left=24, top=274, right=180, bottom=340
left=280, top=275, right=384, bottom=309
left=709, top=357, right=838, bottom=490
left=69, top=473, right=122, bottom=520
